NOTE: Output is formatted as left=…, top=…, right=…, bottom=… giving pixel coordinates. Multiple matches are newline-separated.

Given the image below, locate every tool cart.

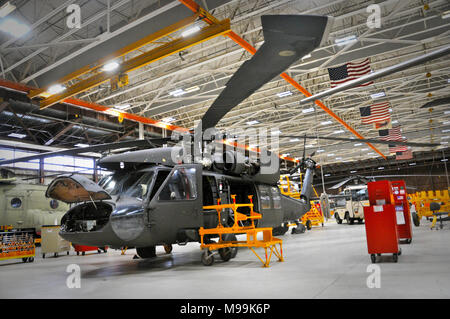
left=41, top=225, right=71, bottom=258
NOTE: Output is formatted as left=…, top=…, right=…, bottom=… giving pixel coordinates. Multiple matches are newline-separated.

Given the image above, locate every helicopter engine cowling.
left=212, top=151, right=246, bottom=175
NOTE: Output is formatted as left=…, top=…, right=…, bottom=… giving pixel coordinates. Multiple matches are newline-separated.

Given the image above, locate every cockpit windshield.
left=123, top=172, right=154, bottom=200
left=98, top=171, right=155, bottom=200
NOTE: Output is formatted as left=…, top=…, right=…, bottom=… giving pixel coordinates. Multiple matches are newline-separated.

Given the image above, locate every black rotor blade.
left=329, top=177, right=354, bottom=189
left=280, top=135, right=439, bottom=147
left=199, top=14, right=332, bottom=131
left=0, top=138, right=170, bottom=166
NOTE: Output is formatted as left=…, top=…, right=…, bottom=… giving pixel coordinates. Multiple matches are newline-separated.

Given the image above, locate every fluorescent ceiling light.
left=290, top=138, right=300, bottom=142
left=442, top=129, right=450, bottom=133
left=102, top=61, right=120, bottom=72
left=162, top=117, right=176, bottom=123
left=184, top=86, right=200, bottom=93
left=333, top=130, right=344, bottom=134
left=47, top=84, right=66, bottom=95
left=368, top=152, right=375, bottom=155
left=301, top=54, right=312, bottom=60
left=317, top=149, right=324, bottom=153
left=335, top=157, right=342, bottom=160
left=324, top=173, right=331, bottom=177
left=350, top=170, right=357, bottom=173
left=75, top=143, right=90, bottom=148
left=282, top=153, right=290, bottom=157
left=271, top=130, right=281, bottom=135
left=441, top=136, right=450, bottom=139
left=302, top=107, right=315, bottom=114
left=441, top=141, right=448, bottom=145
left=354, top=143, right=363, bottom=146
left=445, top=111, right=450, bottom=115
left=361, top=148, right=369, bottom=151
left=277, top=91, right=293, bottom=98
left=443, top=121, right=450, bottom=125
left=409, top=163, right=416, bottom=166
left=378, top=167, right=384, bottom=170
left=321, top=120, right=332, bottom=125
left=392, top=120, right=399, bottom=124
left=246, top=120, right=259, bottom=125
left=442, top=158, right=449, bottom=162
left=8, top=133, right=26, bottom=139
left=115, top=104, right=130, bottom=110
left=388, top=108, right=393, bottom=112
left=370, top=92, right=386, bottom=99
left=181, top=26, right=201, bottom=37
left=0, top=2, right=16, bottom=18
left=335, top=35, right=357, bottom=46
left=0, top=17, right=30, bottom=37
left=305, top=144, right=314, bottom=148
left=169, top=89, right=186, bottom=97
left=327, top=153, right=335, bottom=157
left=442, top=10, right=450, bottom=19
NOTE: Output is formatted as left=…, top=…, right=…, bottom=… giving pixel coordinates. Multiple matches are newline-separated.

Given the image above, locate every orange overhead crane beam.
left=28, top=14, right=201, bottom=99
left=38, top=17, right=231, bottom=109
left=178, top=0, right=386, bottom=160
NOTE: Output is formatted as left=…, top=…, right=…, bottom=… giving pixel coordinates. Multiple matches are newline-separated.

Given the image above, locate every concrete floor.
left=1, top=220, right=449, bottom=299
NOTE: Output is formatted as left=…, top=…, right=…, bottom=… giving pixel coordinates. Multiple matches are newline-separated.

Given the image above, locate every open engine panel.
left=60, top=202, right=112, bottom=233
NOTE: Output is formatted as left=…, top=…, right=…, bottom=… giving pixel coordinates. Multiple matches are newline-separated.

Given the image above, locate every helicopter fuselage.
left=57, top=162, right=314, bottom=249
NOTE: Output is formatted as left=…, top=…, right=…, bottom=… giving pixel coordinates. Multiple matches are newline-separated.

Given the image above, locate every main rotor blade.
left=200, top=14, right=333, bottom=131
left=0, top=138, right=169, bottom=166
left=280, top=135, right=439, bottom=147
left=299, top=44, right=450, bottom=104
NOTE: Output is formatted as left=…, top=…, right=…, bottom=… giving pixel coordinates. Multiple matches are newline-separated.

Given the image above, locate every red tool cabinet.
left=73, top=244, right=108, bottom=256
left=364, top=181, right=402, bottom=263
left=391, top=180, right=412, bottom=244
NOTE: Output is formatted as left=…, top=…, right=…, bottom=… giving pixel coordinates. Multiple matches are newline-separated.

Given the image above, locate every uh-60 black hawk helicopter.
left=0, top=14, right=333, bottom=263
left=1, top=14, right=445, bottom=264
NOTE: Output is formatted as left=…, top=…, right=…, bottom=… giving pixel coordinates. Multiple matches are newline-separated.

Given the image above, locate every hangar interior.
left=0, top=0, right=449, bottom=299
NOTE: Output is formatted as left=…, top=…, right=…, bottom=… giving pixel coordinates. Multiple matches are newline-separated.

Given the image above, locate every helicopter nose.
left=110, top=204, right=146, bottom=242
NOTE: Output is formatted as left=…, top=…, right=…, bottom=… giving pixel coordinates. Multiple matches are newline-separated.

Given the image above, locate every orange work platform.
left=199, top=195, right=284, bottom=267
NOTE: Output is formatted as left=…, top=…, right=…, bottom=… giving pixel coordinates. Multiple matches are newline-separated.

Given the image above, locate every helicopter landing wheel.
left=163, top=244, right=173, bottom=254
left=201, top=250, right=215, bottom=266
left=305, top=220, right=312, bottom=230
left=136, top=246, right=156, bottom=259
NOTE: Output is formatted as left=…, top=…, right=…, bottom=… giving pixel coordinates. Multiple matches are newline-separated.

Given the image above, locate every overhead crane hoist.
left=30, top=13, right=231, bottom=109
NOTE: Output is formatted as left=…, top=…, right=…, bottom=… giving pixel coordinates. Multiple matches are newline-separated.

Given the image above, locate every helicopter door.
left=146, top=164, right=203, bottom=244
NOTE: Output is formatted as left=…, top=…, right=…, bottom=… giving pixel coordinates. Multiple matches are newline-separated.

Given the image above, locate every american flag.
left=327, top=58, right=374, bottom=88
left=388, top=143, right=408, bottom=153
left=359, top=102, right=391, bottom=124
left=396, top=149, right=413, bottom=160
left=379, top=126, right=408, bottom=153
left=379, top=126, right=403, bottom=141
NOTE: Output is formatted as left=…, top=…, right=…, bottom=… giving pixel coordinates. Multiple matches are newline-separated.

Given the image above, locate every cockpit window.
left=123, top=172, right=154, bottom=200
left=158, top=167, right=197, bottom=201
left=99, top=172, right=146, bottom=196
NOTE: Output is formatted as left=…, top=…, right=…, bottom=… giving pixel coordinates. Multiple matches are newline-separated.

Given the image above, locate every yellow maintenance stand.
left=198, top=195, right=283, bottom=267
left=409, top=189, right=450, bottom=229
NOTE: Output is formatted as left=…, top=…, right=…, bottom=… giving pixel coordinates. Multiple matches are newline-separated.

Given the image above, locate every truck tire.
left=345, top=213, right=351, bottom=224
left=335, top=213, right=342, bottom=224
